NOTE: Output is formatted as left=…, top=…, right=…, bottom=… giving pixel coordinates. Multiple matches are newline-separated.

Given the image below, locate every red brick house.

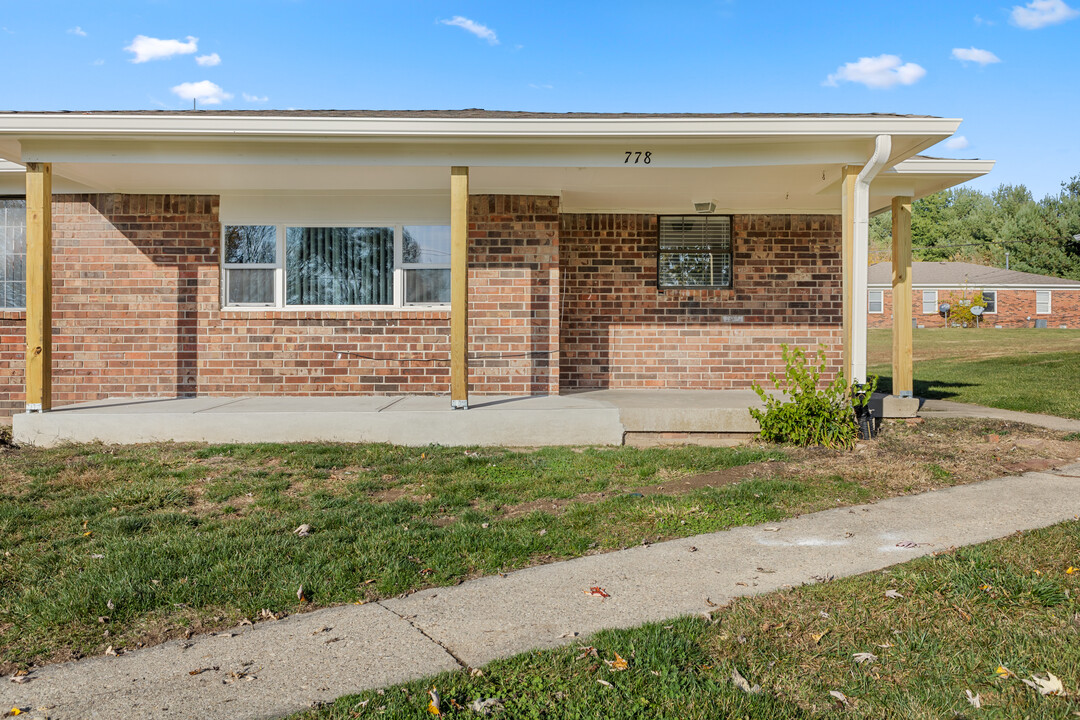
left=868, top=261, right=1080, bottom=329
left=0, top=111, right=993, bottom=423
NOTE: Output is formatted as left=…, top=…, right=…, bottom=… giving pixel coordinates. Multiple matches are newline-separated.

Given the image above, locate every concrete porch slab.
left=12, top=390, right=771, bottom=447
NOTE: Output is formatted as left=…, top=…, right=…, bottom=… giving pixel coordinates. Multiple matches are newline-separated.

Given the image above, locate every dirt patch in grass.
left=492, top=418, right=1080, bottom=520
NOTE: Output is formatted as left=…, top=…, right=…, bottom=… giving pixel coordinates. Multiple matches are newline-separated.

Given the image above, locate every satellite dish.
left=939, top=303, right=951, bottom=313
left=971, top=306, right=984, bottom=316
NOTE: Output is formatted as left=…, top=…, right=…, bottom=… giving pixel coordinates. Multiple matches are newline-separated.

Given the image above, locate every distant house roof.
left=868, top=261, right=1080, bottom=288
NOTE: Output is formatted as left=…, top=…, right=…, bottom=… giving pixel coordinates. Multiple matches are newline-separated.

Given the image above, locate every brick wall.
left=558, top=213, right=843, bottom=389
left=0, top=197, right=848, bottom=417
left=468, top=195, right=560, bottom=395
left=869, top=287, right=1080, bottom=329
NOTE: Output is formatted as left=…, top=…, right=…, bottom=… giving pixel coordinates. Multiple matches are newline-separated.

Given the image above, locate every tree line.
left=869, top=172, right=1080, bottom=280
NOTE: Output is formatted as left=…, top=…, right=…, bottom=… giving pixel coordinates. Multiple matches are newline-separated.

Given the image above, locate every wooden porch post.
left=25, top=162, right=52, bottom=413
left=840, top=165, right=860, bottom=381
left=891, top=195, right=914, bottom=397
left=450, top=166, right=469, bottom=409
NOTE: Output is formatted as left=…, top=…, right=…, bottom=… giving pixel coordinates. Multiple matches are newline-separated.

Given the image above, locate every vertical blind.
left=286, top=227, right=394, bottom=306
left=0, top=198, right=26, bottom=309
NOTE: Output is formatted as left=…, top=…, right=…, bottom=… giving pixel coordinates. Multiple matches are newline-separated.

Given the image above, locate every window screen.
left=658, top=215, right=733, bottom=288
left=1036, top=290, right=1051, bottom=314
left=922, top=290, right=938, bottom=314
left=868, top=290, right=883, bottom=313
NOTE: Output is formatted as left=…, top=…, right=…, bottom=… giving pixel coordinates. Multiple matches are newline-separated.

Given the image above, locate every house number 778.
left=624, top=151, right=652, bottom=164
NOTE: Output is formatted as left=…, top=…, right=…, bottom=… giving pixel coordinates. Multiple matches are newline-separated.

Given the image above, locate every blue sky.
left=0, top=0, right=1078, bottom=197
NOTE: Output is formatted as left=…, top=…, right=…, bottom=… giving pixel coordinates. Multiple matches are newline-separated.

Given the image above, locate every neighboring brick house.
left=868, top=261, right=1080, bottom=329
left=0, top=111, right=993, bottom=419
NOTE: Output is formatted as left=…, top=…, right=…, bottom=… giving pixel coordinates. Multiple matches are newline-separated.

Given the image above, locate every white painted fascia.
left=887, top=157, right=996, bottom=176
left=0, top=113, right=962, bottom=140
left=869, top=283, right=1080, bottom=290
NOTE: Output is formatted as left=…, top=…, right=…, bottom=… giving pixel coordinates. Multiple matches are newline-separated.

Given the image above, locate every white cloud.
left=1010, top=0, right=1079, bottom=28
left=171, top=80, right=232, bottom=105
left=945, top=136, right=970, bottom=150
left=195, top=53, right=221, bottom=67
left=92, top=59, right=105, bottom=66
left=439, top=16, right=498, bottom=44
left=529, top=83, right=554, bottom=90
left=824, top=54, right=926, bottom=89
left=242, top=92, right=269, bottom=102
left=68, top=26, right=87, bottom=37
left=125, top=35, right=198, bottom=63
left=951, top=47, right=1001, bottom=65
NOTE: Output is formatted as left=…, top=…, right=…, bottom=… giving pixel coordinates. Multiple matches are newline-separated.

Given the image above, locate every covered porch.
left=0, top=112, right=993, bottom=443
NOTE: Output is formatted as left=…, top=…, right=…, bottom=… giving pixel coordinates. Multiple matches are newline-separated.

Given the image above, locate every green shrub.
left=749, top=345, right=865, bottom=449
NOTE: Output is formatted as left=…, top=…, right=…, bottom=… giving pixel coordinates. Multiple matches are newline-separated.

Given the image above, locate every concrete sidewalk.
left=7, top=463, right=1080, bottom=720
left=919, top=398, right=1080, bottom=433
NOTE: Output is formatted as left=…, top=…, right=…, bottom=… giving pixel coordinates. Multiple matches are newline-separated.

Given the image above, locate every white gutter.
left=0, top=114, right=962, bottom=140
left=851, top=134, right=892, bottom=384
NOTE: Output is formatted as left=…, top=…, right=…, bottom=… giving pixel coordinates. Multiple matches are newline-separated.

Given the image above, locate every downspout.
left=851, top=134, right=892, bottom=384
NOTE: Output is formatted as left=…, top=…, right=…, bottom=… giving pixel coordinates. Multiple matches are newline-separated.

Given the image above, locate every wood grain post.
left=25, top=162, right=52, bottom=412
left=450, top=166, right=469, bottom=409
left=840, top=165, right=861, bottom=382
left=891, top=195, right=914, bottom=397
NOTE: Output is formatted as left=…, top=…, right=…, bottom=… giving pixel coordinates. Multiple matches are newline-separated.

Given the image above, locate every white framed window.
left=868, top=289, right=884, bottom=314
left=222, top=223, right=450, bottom=309
left=658, top=215, right=733, bottom=288
left=0, top=198, right=26, bottom=310
left=922, top=289, right=938, bottom=314
left=981, top=290, right=997, bottom=314
left=1036, top=290, right=1052, bottom=314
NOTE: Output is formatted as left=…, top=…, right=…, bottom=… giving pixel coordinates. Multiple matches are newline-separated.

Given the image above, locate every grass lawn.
left=292, top=521, right=1080, bottom=720
left=3, top=419, right=1078, bottom=675
left=869, top=328, right=1080, bottom=419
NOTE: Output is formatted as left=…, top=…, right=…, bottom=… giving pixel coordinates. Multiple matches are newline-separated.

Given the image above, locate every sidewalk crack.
left=376, top=601, right=469, bottom=670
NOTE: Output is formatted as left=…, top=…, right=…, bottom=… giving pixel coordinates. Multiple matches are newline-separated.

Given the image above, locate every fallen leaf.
left=297, top=585, right=306, bottom=602
left=762, top=527, right=781, bottom=532
left=731, top=668, right=762, bottom=695
left=996, top=665, right=1016, bottom=679
left=705, top=597, right=718, bottom=607
left=8, top=708, right=22, bottom=717
left=895, top=540, right=919, bottom=548
left=89, top=553, right=105, bottom=559
left=853, top=652, right=877, bottom=664
left=575, top=645, right=598, bottom=660
left=106, top=599, right=115, bottom=611
left=293, top=524, right=312, bottom=537
left=1022, top=672, right=1067, bottom=696
left=105, top=645, right=118, bottom=656
left=584, top=586, right=610, bottom=598
left=761, top=622, right=785, bottom=632
left=597, top=679, right=613, bottom=688
left=239, top=618, right=253, bottom=626
left=469, top=668, right=484, bottom=678
left=605, top=653, right=629, bottom=671
left=811, top=630, right=829, bottom=644
left=468, top=698, right=503, bottom=715
left=83, top=531, right=92, bottom=537
left=965, top=689, right=982, bottom=708
left=1067, top=567, right=1078, bottom=575
left=8, top=675, right=30, bottom=685
left=426, top=686, right=442, bottom=715
left=829, top=690, right=849, bottom=706
left=884, top=589, right=904, bottom=599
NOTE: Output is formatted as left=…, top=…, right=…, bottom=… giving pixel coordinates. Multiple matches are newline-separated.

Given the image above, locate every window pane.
left=403, top=226, right=451, bottom=264
left=286, top=226, right=393, bottom=306
left=869, top=290, right=883, bottom=313
left=227, top=268, right=275, bottom=305
left=659, top=252, right=731, bottom=287
left=0, top=198, right=26, bottom=309
left=981, top=291, right=996, bottom=313
left=923, top=291, right=937, bottom=314
left=658, top=216, right=732, bottom=287
left=1037, top=290, right=1051, bottom=314
left=225, top=225, right=276, bottom=264
left=405, top=268, right=450, bottom=303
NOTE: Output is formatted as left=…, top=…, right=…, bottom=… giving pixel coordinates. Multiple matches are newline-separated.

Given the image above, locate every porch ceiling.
left=0, top=112, right=992, bottom=213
